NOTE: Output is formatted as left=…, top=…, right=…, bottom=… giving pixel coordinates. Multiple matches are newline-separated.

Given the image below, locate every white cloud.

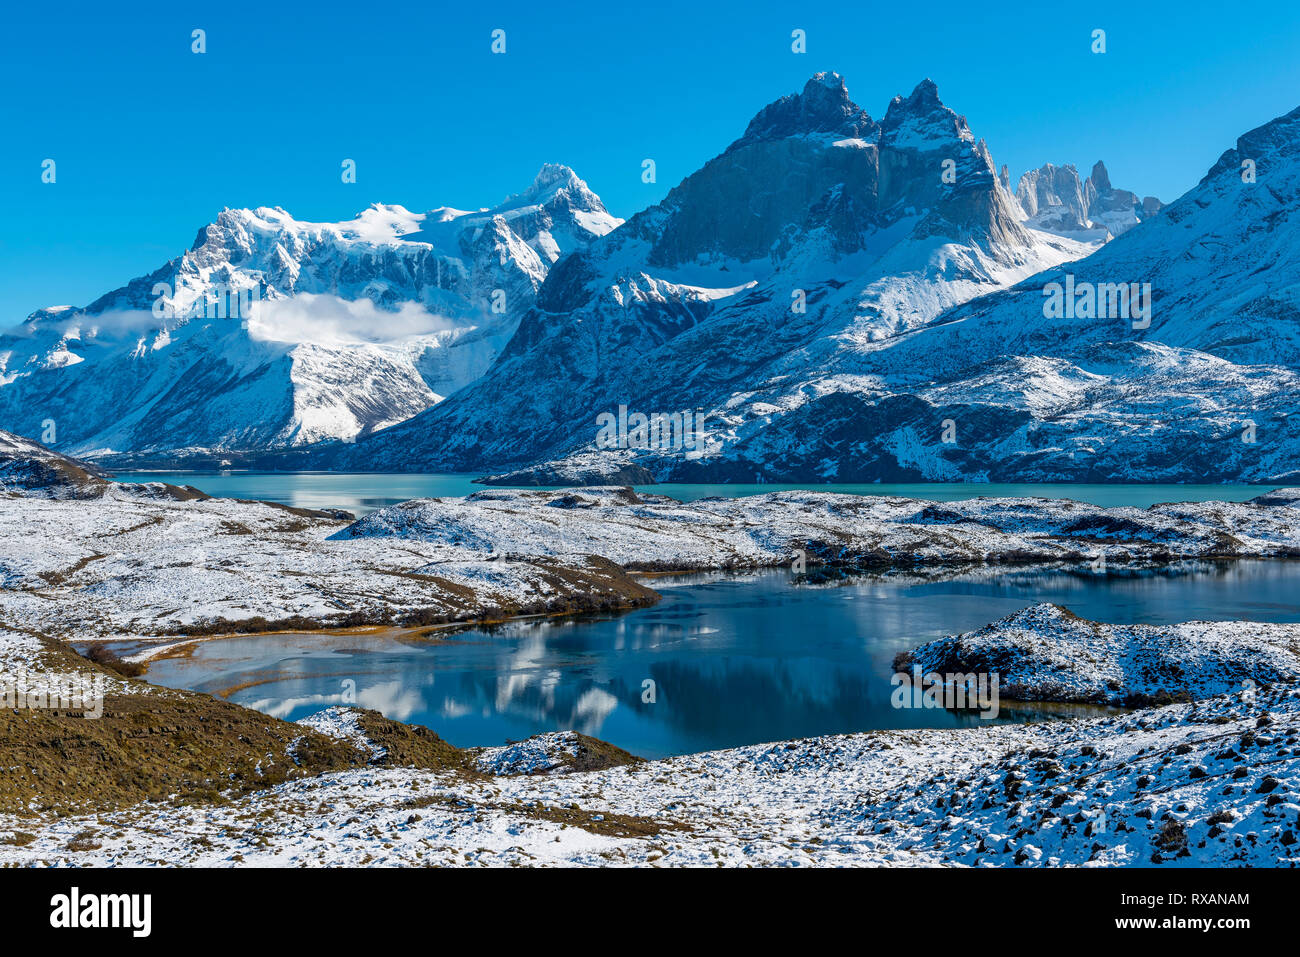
left=246, top=293, right=460, bottom=347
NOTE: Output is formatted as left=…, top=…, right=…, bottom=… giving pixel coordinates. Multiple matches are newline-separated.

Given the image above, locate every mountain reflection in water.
left=140, top=559, right=1300, bottom=758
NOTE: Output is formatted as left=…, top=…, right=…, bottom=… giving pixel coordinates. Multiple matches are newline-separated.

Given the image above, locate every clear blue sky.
left=4, top=0, right=1300, bottom=322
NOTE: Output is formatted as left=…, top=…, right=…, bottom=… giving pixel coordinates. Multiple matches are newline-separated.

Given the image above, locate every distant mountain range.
left=4, top=73, right=1296, bottom=483
left=0, top=165, right=619, bottom=458
left=1011, top=159, right=1162, bottom=241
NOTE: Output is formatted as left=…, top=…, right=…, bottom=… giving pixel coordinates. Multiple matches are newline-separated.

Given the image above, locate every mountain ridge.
left=322, top=74, right=1110, bottom=476
left=328, top=81, right=1300, bottom=484
left=0, top=166, right=620, bottom=458
left=4, top=75, right=1289, bottom=485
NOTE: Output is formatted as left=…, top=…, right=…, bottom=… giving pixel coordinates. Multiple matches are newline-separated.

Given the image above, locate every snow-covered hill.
left=329, top=485, right=1300, bottom=571
left=0, top=428, right=108, bottom=497
left=899, top=602, right=1300, bottom=706
left=0, top=165, right=619, bottom=459
left=334, top=75, right=1104, bottom=474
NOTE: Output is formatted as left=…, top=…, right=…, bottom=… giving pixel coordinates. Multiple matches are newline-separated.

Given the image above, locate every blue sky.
left=4, top=0, right=1300, bottom=321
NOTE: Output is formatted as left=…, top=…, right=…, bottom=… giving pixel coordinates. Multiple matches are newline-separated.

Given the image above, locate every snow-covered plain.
left=336, top=485, right=1300, bottom=570
left=5, top=479, right=1300, bottom=639
left=0, top=475, right=656, bottom=640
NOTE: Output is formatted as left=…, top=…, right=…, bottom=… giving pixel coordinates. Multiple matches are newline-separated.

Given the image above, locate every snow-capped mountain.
left=8, top=73, right=1286, bottom=484
left=331, top=82, right=1300, bottom=484
left=0, top=165, right=619, bottom=460
left=827, top=102, right=1300, bottom=484
left=331, top=74, right=1101, bottom=475
left=1013, top=161, right=1161, bottom=240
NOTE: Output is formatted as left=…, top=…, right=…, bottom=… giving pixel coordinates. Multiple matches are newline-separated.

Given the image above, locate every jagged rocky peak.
left=880, top=78, right=968, bottom=140
left=731, top=71, right=878, bottom=148
left=460, top=162, right=622, bottom=266
left=1088, top=159, right=1112, bottom=192
left=1015, top=163, right=1092, bottom=235
left=875, top=79, right=1023, bottom=244
left=1084, top=160, right=1161, bottom=236
left=878, top=79, right=984, bottom=170
left=638, top=73, right=891, bottom=265
left=1013, top=160, right=1161, bottom=239
left=603, top=73, right=1048, bottom=270
left=501, top=163, right=611, bottom=214
left=527, top=162, right=584, bottom=192
left=1016, top=163, right=1084, bottom=216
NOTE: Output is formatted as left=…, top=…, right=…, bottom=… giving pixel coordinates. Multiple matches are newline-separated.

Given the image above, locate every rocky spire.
left=1088, top=160, right=1112, bottom=192
left=731, top=72, right=878, bottom=149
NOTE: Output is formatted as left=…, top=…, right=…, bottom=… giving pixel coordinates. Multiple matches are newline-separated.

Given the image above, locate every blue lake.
left=111, top=471, right=1283, bottom=516
left=142, top=560, right=1300, bottom=759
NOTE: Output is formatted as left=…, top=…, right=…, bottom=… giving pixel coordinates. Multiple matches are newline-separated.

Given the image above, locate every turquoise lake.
left=141, top=560, right=1300, bottom=759
left=112, top=471, right=1282, bottom=516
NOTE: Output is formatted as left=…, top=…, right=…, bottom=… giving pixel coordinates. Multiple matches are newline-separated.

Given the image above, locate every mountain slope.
left=0, top=166, right=619, bottom=461
left=0, top=428, right=109, bottom=497
left=333, top=75, right=1099, bottom=475
left=755, top=103, right=1300, bottom=483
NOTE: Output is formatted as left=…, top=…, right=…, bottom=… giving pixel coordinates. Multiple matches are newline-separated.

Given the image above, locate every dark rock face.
left=878, top=79, right=1017, bottom=242
left=732, top=72, right=879, bottom=148
left=641, top=73, right=1019, bottom=266
left=650, top=126, right=881, bottom=263
left=1083, top=160, right=1161, bottom=236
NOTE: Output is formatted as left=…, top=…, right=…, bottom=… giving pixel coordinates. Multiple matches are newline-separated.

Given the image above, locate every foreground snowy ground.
left=3, top=683, right=1296, bottom=867
left=2, top=591, right=1297, bottom=866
